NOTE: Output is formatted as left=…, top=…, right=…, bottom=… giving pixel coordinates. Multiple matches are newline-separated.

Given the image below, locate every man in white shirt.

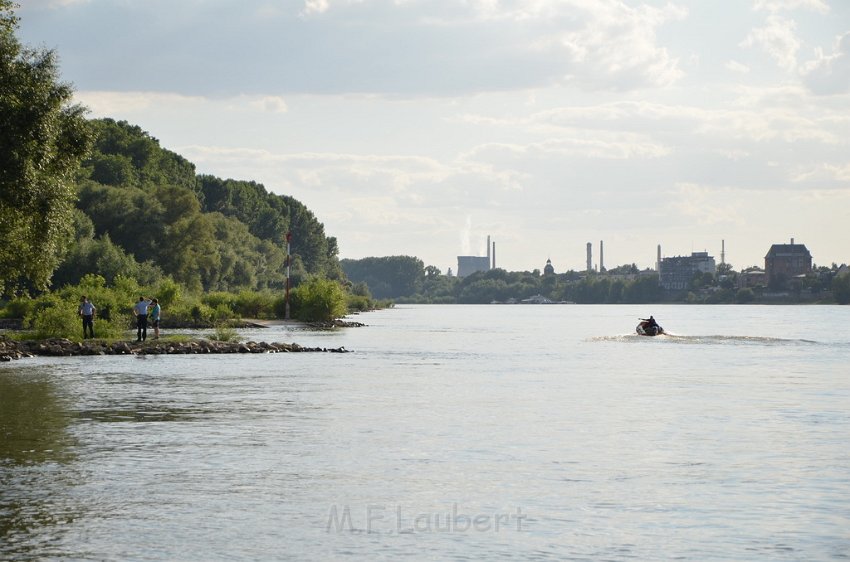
left=78, top=296, right=96, bottom=339
left=133, top=296, right=152, bottom=342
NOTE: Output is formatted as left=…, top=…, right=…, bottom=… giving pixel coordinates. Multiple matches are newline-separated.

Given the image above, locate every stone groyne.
left=0, top=336, right=348, bottom=361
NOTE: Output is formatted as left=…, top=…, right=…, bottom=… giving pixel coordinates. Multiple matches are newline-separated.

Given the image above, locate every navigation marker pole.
left=285, top=231, right=292, bottom=320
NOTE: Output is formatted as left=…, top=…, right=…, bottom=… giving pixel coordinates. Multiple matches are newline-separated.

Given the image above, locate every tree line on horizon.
left=341, top=256, right=850, bottom=305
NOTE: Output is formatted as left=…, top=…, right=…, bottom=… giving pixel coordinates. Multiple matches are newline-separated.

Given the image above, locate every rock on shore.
left=0, top=335, right=348, bottom=361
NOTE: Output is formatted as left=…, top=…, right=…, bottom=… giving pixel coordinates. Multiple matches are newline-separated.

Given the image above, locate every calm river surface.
left=2, top=305, right=850, bottom=561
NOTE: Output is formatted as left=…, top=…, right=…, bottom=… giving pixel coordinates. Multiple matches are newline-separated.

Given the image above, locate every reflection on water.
left=0, top=367, right=79, bottom=558
left=0, top=368, right=76, bottom=465
left=76, top=406, right=214, bottom=423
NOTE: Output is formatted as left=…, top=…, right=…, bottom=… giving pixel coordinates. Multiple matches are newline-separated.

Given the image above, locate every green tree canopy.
left=0, top=0, right=92, bottom=294
left=341, top=256, right=425, bottom=298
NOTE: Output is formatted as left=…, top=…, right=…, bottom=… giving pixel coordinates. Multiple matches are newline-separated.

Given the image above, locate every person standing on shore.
left=149, top=298, right=161, bottom=340
left=78, top=296, right=96, bottom=339
left=133, top=296, right=152, bottom=342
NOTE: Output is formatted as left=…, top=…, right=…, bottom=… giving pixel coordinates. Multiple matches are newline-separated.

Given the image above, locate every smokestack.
left=600, top=240, right=604, bottom=272
left=586, top=242, right=592, bottom=272
left=486, top=235, right=491, bottom=262
left=721, top=240, right=726, bottom=265
left=657, top=244, right=661, bottom=272
left=492, top=241, right=496, bottom=269
left=791, top=237, right=794, bottom=245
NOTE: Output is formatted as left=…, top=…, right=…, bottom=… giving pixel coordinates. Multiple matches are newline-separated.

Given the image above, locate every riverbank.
left=0, top=335, right=348, bottom=361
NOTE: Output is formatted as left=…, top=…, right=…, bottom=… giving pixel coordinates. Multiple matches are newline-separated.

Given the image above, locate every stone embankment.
left=0, top=335, right=348, bottom=362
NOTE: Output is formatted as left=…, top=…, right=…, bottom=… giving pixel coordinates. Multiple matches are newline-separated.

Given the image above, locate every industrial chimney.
left=487, top=235, right=491, bottom=264
left=492, top=241, right=496, bottom=269
left=600, top=240, right=604, bottom=272
left=586, top=242, right=592, bottom=272
left=656, top=244, right=661, bottom=272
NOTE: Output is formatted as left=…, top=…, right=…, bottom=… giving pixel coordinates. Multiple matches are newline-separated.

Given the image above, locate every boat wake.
left=590, top=333, right=820, bottom=346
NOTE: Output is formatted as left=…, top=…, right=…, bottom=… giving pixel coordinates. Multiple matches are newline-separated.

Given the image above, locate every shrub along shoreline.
left=0, top=274, right=387, bottom=343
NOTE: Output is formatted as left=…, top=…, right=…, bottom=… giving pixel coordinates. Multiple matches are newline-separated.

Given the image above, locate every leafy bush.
left=833, top=274, right=850, bottom=305
left=202, top=291, right=236, bottom=311
left=272, top=295, right=288, bottom=318
left=208, top=321, right=241, bottom=342
left=347, top=294, right=371, bottom=312
left=233, top=290, right=275, bottom=318
left=292, top=277, right=347, bottom=322
left=736, top=288, right=755, bottom=304
left=91, top=318, right=126, bottom=339
left=154, top=277, right=182, bottom=308
left=29, top=298, right=79, bottom=339
left=1, top=297, right=34, bottom=319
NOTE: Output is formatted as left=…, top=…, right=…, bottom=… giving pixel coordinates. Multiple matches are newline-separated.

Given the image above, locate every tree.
left=292, top=277, right=347, bottom=322
left=0, top=1, right=93, bottom=294
left=341, top=256, right=425, bottom=298
left=735, top=288, right=755, bottom=304
left=833, top=274, right=850, bottom=305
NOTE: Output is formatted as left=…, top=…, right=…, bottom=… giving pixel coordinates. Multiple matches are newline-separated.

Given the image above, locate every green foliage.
left=52, top=233, right=164, bottom=287
left=202, top=291, right=236, bottom=311
left=833, top=274, right=850, bottom=305
left=1, top=296, right=34, bottom=319
left=341, top=256, right=425, bottom=298
left=66, top=121, right=338, bottom=292
left=87, top=119, right=197, bottom=191
left=736, top=288, right=755, bottom=304
left=292, top=277, right=348, bottom=322
left=29, top=299, right=79, bottom=339
left=24, top=292, right=124, bottom=340
left=233, top=290, right=276, bottom=319
left=166, top=298, right=216, bottom=327
left=0, top=3, right=94, bottom=295
left=208, top=322, right=241, bottom=342
left=347, top=294, right=372, bottom=312
left=197, top=175, right=342, bottom=280
left=153, top=277, right=181, bottom=308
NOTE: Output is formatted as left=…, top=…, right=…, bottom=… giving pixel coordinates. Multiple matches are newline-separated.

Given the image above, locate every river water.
left=2, top=304, right=849, bottom=561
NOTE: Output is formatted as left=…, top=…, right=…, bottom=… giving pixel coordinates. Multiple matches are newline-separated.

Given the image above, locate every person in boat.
left=639, top=316, right=660, bottom=333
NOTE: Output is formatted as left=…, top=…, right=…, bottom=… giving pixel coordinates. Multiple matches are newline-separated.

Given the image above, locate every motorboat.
left=636, top=319, right=664, bottom=336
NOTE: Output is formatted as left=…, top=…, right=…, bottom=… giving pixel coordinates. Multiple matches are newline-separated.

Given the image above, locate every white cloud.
left=250, top=96, right=289, bottom=114
left=667, top=183, right=746, bottom=227
left=73, top=91, right=206, bottom=115
left=75, top=91, right=290, bottom=117
left=725, top=60, right=751, bottom=74
left=301, top=0, right=330, bottom=16
left=741, top=14, right=801, bottom=71
left=557, top=1, right=687, bottom=89
left=801, top=31, right=850, bottom=94
left=791, top=162, right=850, bottom=182
left=752, top=0, right=830, bottom=14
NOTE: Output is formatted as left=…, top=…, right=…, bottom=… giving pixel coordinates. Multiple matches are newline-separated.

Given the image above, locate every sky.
left=16, top=0, right=850, bottom=273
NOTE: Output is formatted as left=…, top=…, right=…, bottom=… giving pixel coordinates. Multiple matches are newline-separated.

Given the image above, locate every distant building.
left=543, top=259, right=555, bottom=276
left=659, top=252, right=716, bottom=290
left=738, top=267, right=766, bottom=289
left=457, top=234, right=493, bottom=278
left=456, top=256, right=490, bottom=278
left=765, top=239, right=812, bottom=287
